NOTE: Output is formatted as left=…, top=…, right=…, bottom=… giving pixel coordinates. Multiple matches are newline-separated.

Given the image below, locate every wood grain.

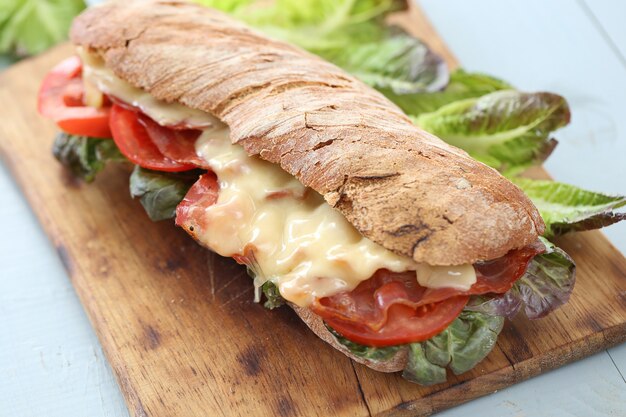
left=0, top=4, right=624, bottom=417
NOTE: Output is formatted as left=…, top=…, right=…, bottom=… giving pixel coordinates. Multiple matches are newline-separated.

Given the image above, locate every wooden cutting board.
left=0, top=4, right=625, bottom=417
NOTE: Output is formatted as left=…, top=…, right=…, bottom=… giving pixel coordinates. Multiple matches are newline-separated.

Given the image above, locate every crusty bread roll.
left=71, top=0, right=543, bottom=267
left=70, top=0, right=543, bottom=370
left=290, top=304, right=408, bottom=372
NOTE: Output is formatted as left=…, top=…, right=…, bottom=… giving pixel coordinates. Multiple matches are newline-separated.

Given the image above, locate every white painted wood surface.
left=0, top=0, right=624, bottom=415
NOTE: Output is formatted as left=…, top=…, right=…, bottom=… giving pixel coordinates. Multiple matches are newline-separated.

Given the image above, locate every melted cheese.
left=79, top=50, right=478, bottom=306
left=416, top=263, right=477, bottom=291
left=194, top=131, right=418, bottom=305
left=78, top=48, right=219, bottom=128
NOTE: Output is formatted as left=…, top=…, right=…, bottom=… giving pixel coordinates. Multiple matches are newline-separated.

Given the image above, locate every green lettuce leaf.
left=206, top=0, right=449, bottom=94
left=322, top=26, right=448, bottom=94
left=513, top=178, right=626, bottom=237
left=129, top=166, right=199, bottom=222
left=261, top=281, right=285, bottom=310
left=0, top=0, right=86, bottom=55
left=402, top=311, right=504, bottom=385
left=52, top=133, right=125, bottom=182
left=238, top=0, right=402, bottom=45
left=383, top=69, right=512, bottom=116
left=467, top=238, right=576, bottom=320
left=326, top=325, right=401, bottom=363
left=402, top=343, right=446, bottom=386
left=414, top=90, right=570, bottom=175
left=192, top=0, right=252, bottom=13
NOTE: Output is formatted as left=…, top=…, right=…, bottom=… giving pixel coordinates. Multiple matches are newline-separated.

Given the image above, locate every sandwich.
left=37, top=0, right=576, bottom=385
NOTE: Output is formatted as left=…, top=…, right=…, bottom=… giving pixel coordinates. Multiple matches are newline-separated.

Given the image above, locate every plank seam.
left=606, top=350, right=626, bottom=384
left=496, top=343, right=516, bottom=371
left=577, top=0, right=626, bottom=71
left=350, top=361, right=373, bottom=417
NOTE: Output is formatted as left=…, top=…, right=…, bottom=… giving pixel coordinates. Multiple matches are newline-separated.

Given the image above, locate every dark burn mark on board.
left=275, top=396, right=296, bottom=417
left=56, top=244, right=74, bottom=275
left=236, top=345, right=265, bottom=377
left=142, top=324, right=162, bottom=350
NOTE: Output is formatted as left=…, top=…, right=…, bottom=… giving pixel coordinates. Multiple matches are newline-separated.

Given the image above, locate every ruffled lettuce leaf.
left=467, top=238, right=576, bottom=319
left=0, top=0, right=86, bottom=55
left=513, top=178, right=626, bottom=237
left=402, top=311, right=504, bottom=385
left=383, top=69, right=512, bottom=116
left=323, top=26, right=448, bottom=94
left=203, top=0, right=448, bottom=94
left=129, top=166, right=200, bottom=222
left=52, top=133, right=125, bottom=182
left=414, top=90, right=570, bottom=175
left=402, top=343, right=446, bottom=385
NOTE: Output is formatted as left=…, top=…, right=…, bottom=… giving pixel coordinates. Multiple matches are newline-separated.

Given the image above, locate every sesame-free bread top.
left=70, top=0, right=544, bottom=265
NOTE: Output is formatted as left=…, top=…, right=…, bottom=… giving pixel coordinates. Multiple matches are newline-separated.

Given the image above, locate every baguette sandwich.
left=38, top=0, right=559, bottom=383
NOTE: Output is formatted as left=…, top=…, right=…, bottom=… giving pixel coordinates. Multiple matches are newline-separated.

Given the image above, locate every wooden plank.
left=0, top=44, right=370, bottom=417
left=0, top=4, right=624, bottom=417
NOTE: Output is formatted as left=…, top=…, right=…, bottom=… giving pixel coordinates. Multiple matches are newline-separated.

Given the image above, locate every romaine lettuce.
left=383, top=69, right=512, bottom=116
left=413, top=90, right=570, bottom=175
left=513, top=178, right=626, bottom=237
left=322, top=26, right=448, bottom=94
left=0, top=0, right=86, bottom=55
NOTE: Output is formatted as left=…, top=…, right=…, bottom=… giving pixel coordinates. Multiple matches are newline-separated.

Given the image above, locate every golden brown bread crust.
left=70, top=0, right=544, bottom=265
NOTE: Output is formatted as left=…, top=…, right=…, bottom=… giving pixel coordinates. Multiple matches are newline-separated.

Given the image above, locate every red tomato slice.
left=38, top=56, right=112, bottom=138
left=175, top=173, right=220, bottom=237
left=312, top=241, right=544, bottom=347
left=109, top=105, right=196, bottom=172
left=325, top=297, right=468, bottom=347
left=139, top=114, right=207, bottom=167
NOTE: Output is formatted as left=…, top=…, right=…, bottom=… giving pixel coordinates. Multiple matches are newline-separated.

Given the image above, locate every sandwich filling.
left=80, top=48, right=478, bottom=306
left=39, top=52, right=544, bottom=347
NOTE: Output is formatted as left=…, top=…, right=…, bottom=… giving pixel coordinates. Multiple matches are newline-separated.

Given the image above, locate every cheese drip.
left=79, top=50, right=478, bottom=306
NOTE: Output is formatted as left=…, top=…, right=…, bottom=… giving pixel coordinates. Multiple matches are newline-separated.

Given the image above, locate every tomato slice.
left=312, top=242, right=544, bottom=347
left=109, top=104, right=196, bottom=172
left=175, top=173, right=220, bottom=237
left=38, top=56, right=112, bottom=138
left=139, top=114, right=207, bottom=167
left=325, top=296, right=468, bottom=347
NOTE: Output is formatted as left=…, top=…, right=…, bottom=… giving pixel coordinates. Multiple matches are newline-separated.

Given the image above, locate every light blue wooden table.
left=1, top=1, right=624, bottom=416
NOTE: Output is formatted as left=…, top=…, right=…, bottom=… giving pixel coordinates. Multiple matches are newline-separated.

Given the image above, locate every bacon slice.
left=312, top=241, right=545, bottom=332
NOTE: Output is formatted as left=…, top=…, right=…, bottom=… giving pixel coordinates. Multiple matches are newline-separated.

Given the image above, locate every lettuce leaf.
left=129, top=166, right=199, bottom=222
left=322, top=26, right=448, bottom=94
left=403, top=311, right=504, bottom=385
left=261, top=281, right=285, bottom=310
left=513, top=178, right=626, bottom=237
left=383, top=69, right=512, bottom=116
left=402, top=343, right=447, bottom=385
left=52, top=133, right=125, bottom=182
left=327, top=325, right=401, bottom=362
left=0, top=0, right=86, bottom=55
left=203, top=0, right=450, bottom=94
left=414, top=90, right=570, bottom=175
left=192, top=0, right=252, bottom=13
left=467, top=238, right=576, bottom=320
